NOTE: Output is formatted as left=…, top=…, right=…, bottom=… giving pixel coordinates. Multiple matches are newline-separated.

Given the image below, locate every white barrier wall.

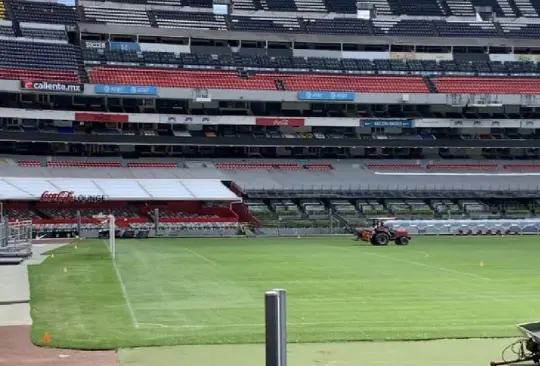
left=384, top=219, right=540, bottom=235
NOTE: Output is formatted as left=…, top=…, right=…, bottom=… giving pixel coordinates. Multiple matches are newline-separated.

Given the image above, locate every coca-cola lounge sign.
left=40, top=191, right=106, bottom=203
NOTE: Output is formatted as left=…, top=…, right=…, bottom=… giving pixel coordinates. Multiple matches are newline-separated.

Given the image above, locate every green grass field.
left=28, top=236, right=540, bottom=350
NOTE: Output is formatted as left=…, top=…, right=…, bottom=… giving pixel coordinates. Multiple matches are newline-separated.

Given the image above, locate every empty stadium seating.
left=87, top=67, right=431, bottom=92
left=154, top=11, right=227, bottom=30
left=9, top=1, right=78, bottom=24
left=82, top=6, right=151, bottom=26
left=85, top=50, right=540, bottom=76
left=427, top=164, right=498, bottom=170
left=81, top=49, right=540, bottom=94
left=215, top=162, right=334, bottom=170
left=0, top=39, right=80, bottom=81
left=434, top=77, right=540, bottom=94
left=304, top=164, right=333, bottom=170
left=17, top=160, right=41, bottom=167
left=367, top=164, right=423, bottom=170
left=88, top=68, right=280, bottom=90
left=71, top=0, right=540, bottom=19
left=281, top=75, right=430, bottom=93
left=46, top=161, right=123, bottom=168
left=20, top=26, right=67, bottom=40
left=504, top=164, right=540, bottom=170
left=126, top=162, right=178, bottom=168
left=216, top=162, right=296, bottom=169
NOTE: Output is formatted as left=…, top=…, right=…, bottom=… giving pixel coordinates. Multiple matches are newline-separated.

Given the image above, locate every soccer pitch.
left=28, top=236, right=540, bottom=350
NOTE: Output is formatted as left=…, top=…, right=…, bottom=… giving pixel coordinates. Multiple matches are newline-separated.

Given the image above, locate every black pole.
left=265, top=290, right=280, bottom=366
left=274, top=288, right=287, bottom=366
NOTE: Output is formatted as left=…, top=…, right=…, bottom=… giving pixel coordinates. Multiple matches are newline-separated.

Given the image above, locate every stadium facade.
left=1, top=0, right=540, bottom=240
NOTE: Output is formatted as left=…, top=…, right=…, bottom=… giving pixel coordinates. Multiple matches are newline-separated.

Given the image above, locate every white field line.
left=138, top=319, right=517, bottom=330
left=364, top=251, right=491, bottom=281
left=184, top=247, right=217, bottom=265
left=105, top=241, right=140, bottom=329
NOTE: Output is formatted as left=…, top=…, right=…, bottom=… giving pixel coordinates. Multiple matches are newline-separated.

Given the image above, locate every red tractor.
left=355, top=218, right=410, bottom=246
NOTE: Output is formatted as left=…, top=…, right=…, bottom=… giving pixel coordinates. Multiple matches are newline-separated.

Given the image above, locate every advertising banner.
left=297, top=91, right=355, bottom=101
left=82, top=40, right=107, bottom=49
left=360, top=119, right=414, bottom=128
left=41, top=191, right=105, bottom=203
left=95, top=84, right=158, bottom=96
left=109, top=41, right=141, bottom=52
left=256, top=118, right=305, bottom=127
left=20, top=81, right=84, bottom=93
left=74, top=112, right=129, bottom=123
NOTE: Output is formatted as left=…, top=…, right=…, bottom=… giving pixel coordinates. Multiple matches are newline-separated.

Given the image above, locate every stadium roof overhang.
left=0, top=177, right=239, bottom=201
left=79, top=22, right=532, bottom=48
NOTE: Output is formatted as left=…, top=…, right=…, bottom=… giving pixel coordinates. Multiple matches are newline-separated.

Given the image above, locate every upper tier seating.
left=154, top=11, right=227, bottom=30
left=372, top=20, right=438, bottom=37
left=0, top=23, right=14, bottom=37
left=10, top=1, right=78, bottom=24
left=0, top=39, right=79, bottom=81
left=500, top=22, right=540, bottom=38
left=230, top=16, right=302, bottom=33
left=82, top=6, right=151, bottom=26
left=303, top=18, right=371, bottom=35
left=74, top=0, right=540, bottom=17
left=20, top=27, right=67, bottom=40
left=73, top=5, right=540, bottom=38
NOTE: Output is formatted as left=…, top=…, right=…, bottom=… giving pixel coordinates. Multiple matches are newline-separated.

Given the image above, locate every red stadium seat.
left=127, top=162, right=178, bottom=168
left=367, top=164, right=422, bottom=170
left=504, top=164, right=540, bottom=171
left=88, top=68, right=278, bottom=90
left=47, top=161, right=122, bottom=168
left=215, top=163, right=278, bottom=170
left=88, top=68, right=429, bottom=93
left=433, top=77, right=540, bottom=94
left=0, top=68, right=79, bottom=83
left=279, top=75, right=429, bottom=93
left=304, top=164, right=333, bottom=170
left=17, top=160, right=41, bottom=167
left=427, top=164, right=498, bottom=170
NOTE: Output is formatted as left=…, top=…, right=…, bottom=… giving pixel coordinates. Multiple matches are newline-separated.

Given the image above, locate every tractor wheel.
left=396, top=237, right=409, bottom=246
left=373, top=232, right=390, bottom=246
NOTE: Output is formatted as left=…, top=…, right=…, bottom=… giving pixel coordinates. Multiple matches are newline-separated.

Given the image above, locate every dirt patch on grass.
left=0, top=325, right=117, bottom=366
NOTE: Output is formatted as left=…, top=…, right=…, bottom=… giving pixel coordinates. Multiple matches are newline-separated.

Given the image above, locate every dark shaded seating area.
left=0, top=39, right=79, bottom=82
left=9, top=0, right=78, bottom=24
